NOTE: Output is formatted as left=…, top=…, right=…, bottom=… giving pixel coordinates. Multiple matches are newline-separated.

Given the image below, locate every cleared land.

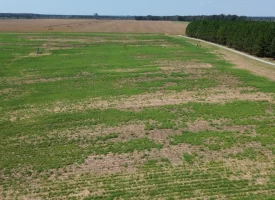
left=0, top=19, right=188, bottom=34
left=1, top=32, right=275, bottom=200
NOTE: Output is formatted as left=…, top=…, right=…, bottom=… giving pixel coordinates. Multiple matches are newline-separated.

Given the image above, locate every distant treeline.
left=135, top=14, right=248, bottom=21
left=2, top=13, right=275, bottom=22
left=186, top=20, right=275, bottom=58
left=0, top=13, right=135, bottom=20
left=250, top=16, right=275, bottom=21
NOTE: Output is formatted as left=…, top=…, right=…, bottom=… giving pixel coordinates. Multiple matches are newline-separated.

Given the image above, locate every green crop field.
left=1, top=32, right=275, bottom=199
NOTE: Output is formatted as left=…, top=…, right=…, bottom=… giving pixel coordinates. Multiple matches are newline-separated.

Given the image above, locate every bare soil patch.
left=28, top=52, right=51, bottom=57
left=69, top=189, right=91, bottom=198
left=0, top=88, right=14, bottom=95
left=186, top=120, right=216, bottom=132
left=220, top=49, right=275, bottom=81
left=157, top=61, right=213, bottom=70
left=26, top=36, right=160, bottom=45
left=51, top=140, right=275, bottom=179
left=100, top=68, right=140, bottom=73
left=4, top=86, right=274, bottom=122
left=0, top=19, right=188, bottom=35
left=50, top=123, right=180, bottom=145
left=188, top=39, right=275, bottom=81
left=51, top=144, right=189, bottom=179
left=114, top=88, right=273, bottom=110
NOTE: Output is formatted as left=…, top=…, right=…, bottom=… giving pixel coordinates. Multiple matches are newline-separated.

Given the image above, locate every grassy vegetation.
left=1, top=32, right=275, bottom=199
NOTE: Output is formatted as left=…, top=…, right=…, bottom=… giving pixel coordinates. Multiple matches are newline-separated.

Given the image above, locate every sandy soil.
left=0, top=19, right=188, bottom=35
left=219, top=49, right=275, bottom=81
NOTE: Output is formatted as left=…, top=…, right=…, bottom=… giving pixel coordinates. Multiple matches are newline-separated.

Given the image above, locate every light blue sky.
left=1, top=0, right=274, bottom=16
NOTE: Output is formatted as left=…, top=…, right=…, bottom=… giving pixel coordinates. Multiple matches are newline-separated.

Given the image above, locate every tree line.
left=135, top=14, right=248, bottom=21
left=186, top=20, right=275, bottom=59
left=2, top=13, right=275, bottom=22
left=0, top=13, right=135, bottom=20
left=0, top=13, right=262, bottom=21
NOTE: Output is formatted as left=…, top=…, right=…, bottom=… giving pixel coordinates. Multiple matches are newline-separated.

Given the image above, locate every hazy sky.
left=1, top=0, right=274, bottom=16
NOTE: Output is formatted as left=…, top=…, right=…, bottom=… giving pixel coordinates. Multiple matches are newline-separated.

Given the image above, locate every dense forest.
left=186, top=20, right=275, bottom=59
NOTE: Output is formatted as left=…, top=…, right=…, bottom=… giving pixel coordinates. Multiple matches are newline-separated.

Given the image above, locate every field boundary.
left=178, top=35, right=275, bottom=67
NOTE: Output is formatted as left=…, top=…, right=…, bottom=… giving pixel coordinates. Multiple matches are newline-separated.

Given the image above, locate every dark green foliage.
left=186, top=20, right=275, bottom=59
left=136, top=14, right=248, bottom=21
left=270, top=38, right=275, bottom=59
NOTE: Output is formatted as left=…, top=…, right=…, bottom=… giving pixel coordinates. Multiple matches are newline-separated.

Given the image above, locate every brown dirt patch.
left=163, top=82, right=178, bottom=88
left=95, top=124, right=146, bottom=142
left=52, top=141, right=275, bottom=179
left=134, top=54, right=155, bottom=59
left=148, top=129, right=181, bottom=144
left=50, top=123, right=180, bottom=145
left=157, top=61, right=212, bottom=69
left=114, top=88, right=273, bottom=110
left=69, top=189, right=91, bottom=198
left=17, top=77, right=72, bottom=85
left=27, top=36, right=159, bottom=45
left=26, top=37, right=91, bottom=43
left=4, top=86, right=274, bottom=122
left=3, top=72, right=95, bottom=85
left=51, top=153, right=140, bottom=179
left=225, top=158, right=272, bottom=180
left=256, top=177, right=269, bottom=185
left=51, top=143, right=190, bottom=179
left=158, top=144, right=191, bottom=166
left=222, top=125, right=256, bottom=134
left=0, top=19, right=188, bottom=35
left=186, top=120, right=216, bottom=132
left=0, top=88, right=14, bottom=95
left=221, top=50, right=275, bottom=81
left=100, top=68, right=140, bottom=73
left=156, top=61, right=212, bottom=73
left=28, top=52, right=51, bottom=57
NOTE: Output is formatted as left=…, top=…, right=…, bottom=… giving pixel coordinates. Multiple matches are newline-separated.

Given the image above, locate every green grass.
left=95, top=132, right=120, bottom=142
left=1, top=32, right=275, bottom=200
left=170, top=131, right=236, bottom=150
left=92, top=138, right=163, bottom=155
left=183, top=153, right=196, bottom=164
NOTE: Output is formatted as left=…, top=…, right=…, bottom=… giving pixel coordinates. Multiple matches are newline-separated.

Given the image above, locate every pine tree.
left=186, top=20, right=275, bottom=59
left=270, top=38, right=275, bottom=59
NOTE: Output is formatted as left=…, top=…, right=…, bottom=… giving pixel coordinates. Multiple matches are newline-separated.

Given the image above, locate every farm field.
left=1, top=32, right=275, bottom=200
left=0, top=19, right=188, bottom=35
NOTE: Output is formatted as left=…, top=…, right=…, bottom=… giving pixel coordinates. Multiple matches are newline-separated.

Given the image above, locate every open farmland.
left=0, top=19, right=188, bottom=34
left=1, top=32, right=275, bottom=200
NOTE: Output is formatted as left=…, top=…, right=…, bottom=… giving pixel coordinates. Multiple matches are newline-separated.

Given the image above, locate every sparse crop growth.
left=0, top=32, right=275, bottom=199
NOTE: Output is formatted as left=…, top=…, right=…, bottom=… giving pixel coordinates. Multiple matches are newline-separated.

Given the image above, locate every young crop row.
left=5, top=168, right=275, bottom=200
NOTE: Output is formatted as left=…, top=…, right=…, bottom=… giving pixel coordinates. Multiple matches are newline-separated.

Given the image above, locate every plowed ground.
left=0, top=19, right=188, bottom=34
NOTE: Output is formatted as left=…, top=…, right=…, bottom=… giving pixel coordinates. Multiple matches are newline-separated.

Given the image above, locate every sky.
left=0, top=0, right=274, bottom=16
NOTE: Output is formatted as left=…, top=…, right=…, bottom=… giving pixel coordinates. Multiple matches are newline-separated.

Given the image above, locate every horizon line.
left=1, top=12, right=275, bottom=18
